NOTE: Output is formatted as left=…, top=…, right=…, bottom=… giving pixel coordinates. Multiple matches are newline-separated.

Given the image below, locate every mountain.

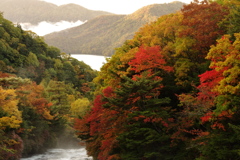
left=44, top=2, right=185, bottom=56
left=0, top=0, right=113, bottom=24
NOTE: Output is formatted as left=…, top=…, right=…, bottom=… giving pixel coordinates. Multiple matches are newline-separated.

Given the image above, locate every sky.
left=41, top=0, right=193, bottom=14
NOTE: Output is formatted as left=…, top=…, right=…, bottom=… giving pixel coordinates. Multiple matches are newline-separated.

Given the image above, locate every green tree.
left=47, top=80, right=70, bottom=115
left=27, top=52, right=39, bottom=67
left=219, top=0, right=240, bottom=39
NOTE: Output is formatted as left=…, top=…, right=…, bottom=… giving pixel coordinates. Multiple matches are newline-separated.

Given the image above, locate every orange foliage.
left=200, top=112, right=213, bottom=124
left=0, top=72, right=14, bottom=78
left=180, top=0, right=228, bottom=58
left=80, top=83, right=91, bottom=93
left=129, top=46, right=173, bottom=74
left=17, top=82, right=54, bottom=120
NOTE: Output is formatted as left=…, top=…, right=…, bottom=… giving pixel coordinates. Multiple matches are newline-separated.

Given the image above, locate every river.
left=71, top=54, right=109, bottom=71
left=20, top=148, right=92, bottom=160
left=20, top=54, right=103, bottom=160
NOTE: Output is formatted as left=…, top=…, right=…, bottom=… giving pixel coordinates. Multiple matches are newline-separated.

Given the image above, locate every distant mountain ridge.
left=0, top=0, right=113, bottom=24
left=44, top=2, right=185, bottom=56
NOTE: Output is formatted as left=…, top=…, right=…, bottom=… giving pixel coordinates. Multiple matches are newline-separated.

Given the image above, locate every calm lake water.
left=71, top=54, right=109, bottom=71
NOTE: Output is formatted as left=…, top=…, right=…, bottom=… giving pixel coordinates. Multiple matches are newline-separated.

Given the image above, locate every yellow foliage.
left=41, top=108, right=54, bottom=120
left=0, top=87, right=22, bottom=122
left=207, top=33, right=240, bottom=95
left=67, top=95, right=75, bottom=104
left=0, top=116, right=22, bottom=130
left=70, top=98, right=90, bottom=117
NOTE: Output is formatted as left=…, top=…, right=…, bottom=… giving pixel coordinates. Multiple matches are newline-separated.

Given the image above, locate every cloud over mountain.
left=20, top=20, right=86, bottom=36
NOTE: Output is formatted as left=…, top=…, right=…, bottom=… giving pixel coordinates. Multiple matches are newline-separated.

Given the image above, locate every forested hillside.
left=0, top=0, right=112, bottom=24
left=74, top=0, right=240, bottom=159
left=44, top=2, right=185, bottom=56
left=3, top=0, right=240, bottom=159
left=0, top=13, right=97, bottom=159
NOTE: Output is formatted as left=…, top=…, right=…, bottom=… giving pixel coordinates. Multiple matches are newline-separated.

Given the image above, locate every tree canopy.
left=74, top=0, right=240, bottom=159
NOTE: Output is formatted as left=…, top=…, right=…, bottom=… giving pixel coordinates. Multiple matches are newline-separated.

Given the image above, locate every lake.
left=71, top=54, right=109, bottom=71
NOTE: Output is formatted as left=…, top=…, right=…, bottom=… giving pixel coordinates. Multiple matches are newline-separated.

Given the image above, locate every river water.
left=20, top=148, right=92, bottom=160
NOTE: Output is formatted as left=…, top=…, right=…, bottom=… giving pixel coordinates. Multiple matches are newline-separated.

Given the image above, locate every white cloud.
left=20, top=20, right=85, bottom=36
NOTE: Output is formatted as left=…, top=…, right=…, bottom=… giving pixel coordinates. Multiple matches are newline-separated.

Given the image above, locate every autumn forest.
left=1, top=0, right=240, bottom=159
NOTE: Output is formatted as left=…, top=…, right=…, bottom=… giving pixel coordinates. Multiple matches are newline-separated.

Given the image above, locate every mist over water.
left=20, top=20, right=86, bottom=36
